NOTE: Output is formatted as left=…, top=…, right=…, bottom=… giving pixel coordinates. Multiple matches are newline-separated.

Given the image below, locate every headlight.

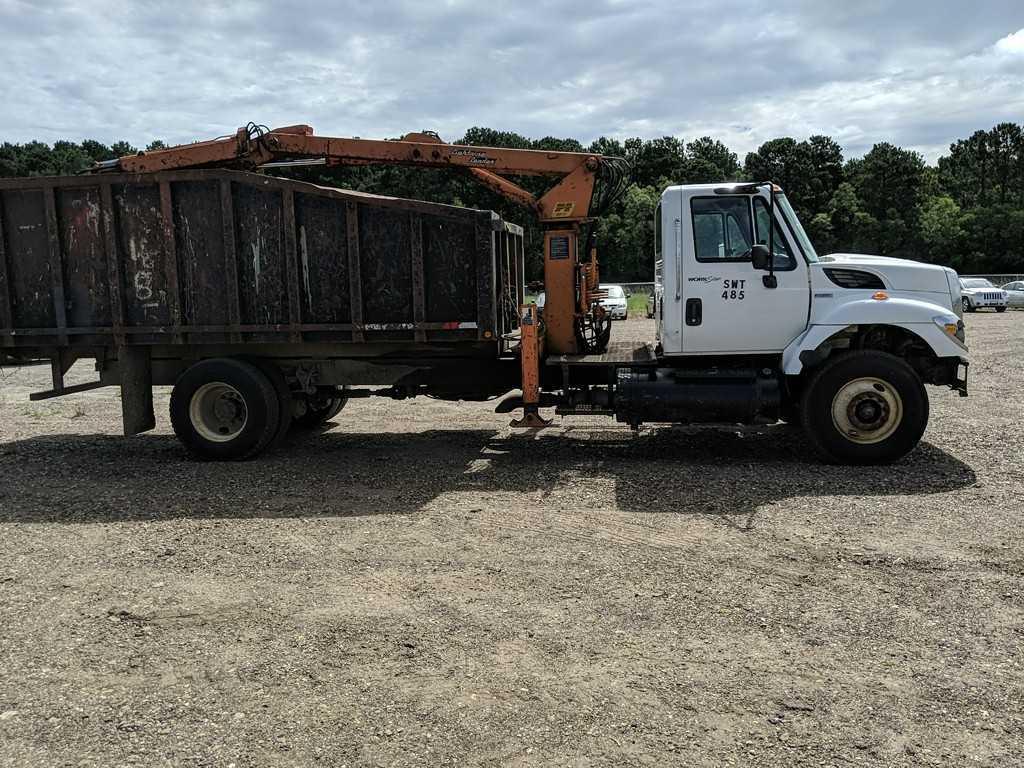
left=934, top=314, right=966, bottom=345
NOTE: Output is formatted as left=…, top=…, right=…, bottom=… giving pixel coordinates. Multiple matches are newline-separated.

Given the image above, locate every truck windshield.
left=777, top=194, right=819, bottom=262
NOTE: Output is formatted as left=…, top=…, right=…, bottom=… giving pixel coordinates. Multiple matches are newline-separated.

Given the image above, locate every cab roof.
left=663, top=182, right=784, bottom=195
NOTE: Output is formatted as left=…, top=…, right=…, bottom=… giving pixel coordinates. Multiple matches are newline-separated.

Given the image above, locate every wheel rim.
left=189, top=382, right=248, bottom=442
left=831, top=377, right=903, bottom=445
left=962, top=297, right=970, bottom=311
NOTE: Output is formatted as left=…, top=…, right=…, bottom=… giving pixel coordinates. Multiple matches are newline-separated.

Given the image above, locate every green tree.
left=743, top=136, right=842, bottom=220
left=50, top=140, right=92, bottom=174
left=80, top=139, right=115, bottom=162
left=844, top=143, right=925, bottom=256
left=588, top=136, right=625, bottom=158
left=595, top=184, right=660, bottom=279
left=825, top=182, right=878, bottom=253
left=110, top=141, right=138, bottom=158
left=625, top=136, right=685, bottom=188
left=919, top=195, right=965, bottom=265
left=938, top=123, right=1024, bottom=208
left=682, top=136, right=740, bottom=183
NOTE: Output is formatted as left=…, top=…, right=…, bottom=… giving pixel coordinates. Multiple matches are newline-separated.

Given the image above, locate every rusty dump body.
left=0, top=169, right=526, bottom=424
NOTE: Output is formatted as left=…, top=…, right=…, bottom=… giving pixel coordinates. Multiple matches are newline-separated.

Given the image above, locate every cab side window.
left=691, top=197, right=753, bottom=262
left=753, top=197, right=796, bottom=270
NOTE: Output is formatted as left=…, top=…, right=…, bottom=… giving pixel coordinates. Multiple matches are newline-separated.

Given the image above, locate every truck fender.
left=782, top=297, right=965, bottom=375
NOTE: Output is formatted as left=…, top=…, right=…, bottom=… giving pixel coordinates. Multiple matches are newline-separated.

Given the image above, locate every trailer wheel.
left=170, top=358, right=281, bottom=460
left=800, top=351, right=928, bottom=465
left=293, top=390, right=348, bottom=429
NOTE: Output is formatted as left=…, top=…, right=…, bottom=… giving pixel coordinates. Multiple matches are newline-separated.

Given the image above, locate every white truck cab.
left=638, top=182, right=968, bottom=463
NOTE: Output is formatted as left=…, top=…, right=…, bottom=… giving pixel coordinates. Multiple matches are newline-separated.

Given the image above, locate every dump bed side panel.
left=423, top=217, right=477, bottom=323
left=359, top=205, right=413, bottom=325
left=0, top=170, right=524, bottom=353
left=114, top=182, right=171, bottom=329
left=175, top=180, right=229, bottom=328
left=58, top=186, right=110, bottom=329
left=295, top=192, right=350, bottom=324
left=1, top=188, right=54, bottom=329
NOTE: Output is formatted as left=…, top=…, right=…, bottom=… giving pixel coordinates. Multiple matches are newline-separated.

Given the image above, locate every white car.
left=599, top=284, right=629, bottom=320
left=1000, top=280, right=1024, bottom=308
left=959, top=278, right=1008, bottom=312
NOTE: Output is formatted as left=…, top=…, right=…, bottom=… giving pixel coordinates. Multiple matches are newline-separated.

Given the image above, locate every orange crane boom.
left=109, top=124, right=608, bottom=221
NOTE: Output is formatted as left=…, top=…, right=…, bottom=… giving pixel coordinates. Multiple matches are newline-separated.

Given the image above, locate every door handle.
left=673, top=217, right=682, bottom=301
left=685, top=298, right=702, bottom=326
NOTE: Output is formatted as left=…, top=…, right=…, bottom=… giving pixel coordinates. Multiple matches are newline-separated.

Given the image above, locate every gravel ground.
left=0, top=312, right=1021, bottom=767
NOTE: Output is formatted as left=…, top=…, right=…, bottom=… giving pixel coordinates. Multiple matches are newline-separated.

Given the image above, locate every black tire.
left=996, top=306, right=1007, bottom=313
left=248, top=358, right=293, bottom=448
left=962, top=297, right=974, bottom=312
left=292, top=390, right=348, bottom=429
left=170, top=358, right=281, bottom=460
left=799, top=351, right=928, bottom=465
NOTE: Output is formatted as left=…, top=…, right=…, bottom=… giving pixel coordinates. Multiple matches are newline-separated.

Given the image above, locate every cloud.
left=994, top=28, right=1024, bottom=55
left=0, top=1, right=1022, bottom=162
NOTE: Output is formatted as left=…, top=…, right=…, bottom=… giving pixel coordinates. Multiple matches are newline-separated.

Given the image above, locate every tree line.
left=2, top=123, right=1022, bottom=280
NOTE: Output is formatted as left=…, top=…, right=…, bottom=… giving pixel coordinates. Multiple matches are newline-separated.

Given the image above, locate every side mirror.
left=751, top=244, right=771, bottom=270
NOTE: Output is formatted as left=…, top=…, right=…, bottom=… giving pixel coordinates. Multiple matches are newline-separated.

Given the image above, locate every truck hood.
left=819, top=253, right=952, bottom=293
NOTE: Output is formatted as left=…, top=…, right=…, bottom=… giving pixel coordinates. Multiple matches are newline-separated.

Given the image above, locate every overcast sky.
left=1, top=0, right=1022, bottom=162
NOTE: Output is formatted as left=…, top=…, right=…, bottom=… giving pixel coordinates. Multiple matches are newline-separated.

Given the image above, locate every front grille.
left=982, top=292, right=1002, bottom=300
left=824, top=268, right=886, bottom=289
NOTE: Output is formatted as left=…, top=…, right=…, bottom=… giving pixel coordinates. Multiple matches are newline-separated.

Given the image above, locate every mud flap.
left=954, top=359, right=969, bottom=397
left=120, top=347, right=155, bottom=435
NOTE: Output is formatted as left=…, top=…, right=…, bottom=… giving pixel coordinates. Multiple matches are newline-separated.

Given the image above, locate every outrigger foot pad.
left=510, top=410, right=552, bottom=428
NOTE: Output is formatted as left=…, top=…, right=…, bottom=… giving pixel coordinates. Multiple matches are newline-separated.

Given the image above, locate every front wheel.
left=996, top=306, right=1007, bottom=313
left=962, top=297, right=974, bottom=312
left=799, top=351, right=928, bottom=464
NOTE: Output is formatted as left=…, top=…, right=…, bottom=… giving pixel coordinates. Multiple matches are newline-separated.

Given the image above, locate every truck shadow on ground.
left=0, top=423, right=977, bottom=526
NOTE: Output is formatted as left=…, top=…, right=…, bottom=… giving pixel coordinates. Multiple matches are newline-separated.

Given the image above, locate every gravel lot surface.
left=1, top=313, right=1021, bottom=767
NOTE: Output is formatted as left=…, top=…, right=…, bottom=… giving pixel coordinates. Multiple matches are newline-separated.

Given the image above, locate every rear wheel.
left=170, top=358, right=281, bottom=460
left=247, top=358, right=293, bottom=448
left=800, top=351, right=928, bottom=464
left=996, top=306, right=1007, bottom=313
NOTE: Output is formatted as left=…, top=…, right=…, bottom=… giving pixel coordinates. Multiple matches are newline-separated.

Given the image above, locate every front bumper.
left=967, top=296, right=1007, bottom=308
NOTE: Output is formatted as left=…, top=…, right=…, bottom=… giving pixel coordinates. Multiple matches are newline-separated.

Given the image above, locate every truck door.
left=680, top=194, right=809, bottom=354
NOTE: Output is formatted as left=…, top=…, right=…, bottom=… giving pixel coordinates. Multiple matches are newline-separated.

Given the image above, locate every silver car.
left=599, top=284, right=629, bottom=320
left=959, top=278, right=1008, bottom=312
left=1000, top=280, right=1024, bottom=308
